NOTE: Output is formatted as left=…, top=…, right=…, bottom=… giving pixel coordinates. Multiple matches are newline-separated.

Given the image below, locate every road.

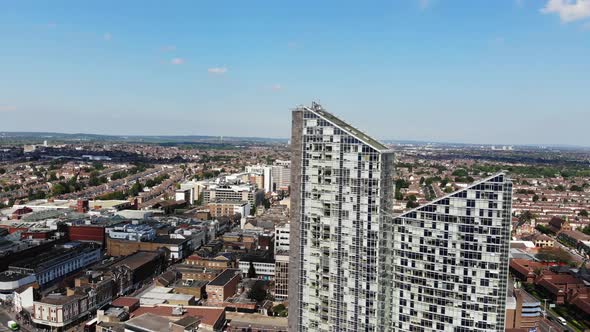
left=538, top=317, right=571, bottom=332
left=0, top=308, right=32, bottom=332
left=543, top=309, right=575, bottom=332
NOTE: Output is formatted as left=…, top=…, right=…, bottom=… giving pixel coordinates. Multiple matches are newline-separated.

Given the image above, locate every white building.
left=238, top=260, right=275, bottom=279
left=13, top=285, right=34, bottom=313
left=288, top=103, right=395, bottom=332
left=106, top=224, right=156, bottom=242
left=379, top=173, right=513, bottom=331
left=274, top=223, right=290, bottom=255
left=288, top=103, right=512, bottom=332
left=0, top=272, right=36, bottom=301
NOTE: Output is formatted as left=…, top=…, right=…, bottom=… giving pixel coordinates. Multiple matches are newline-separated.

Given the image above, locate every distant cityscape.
left=0, top=104, right=588, bottom=332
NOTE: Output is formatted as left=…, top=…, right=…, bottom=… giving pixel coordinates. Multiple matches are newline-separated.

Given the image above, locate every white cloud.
left=103, top=32, right=112, bottom=41
left=208, top=67, right=228, bottom=74
left=418, top=0, right=431, bottom=10
left=541, top=0, right=590, bottom=22
left=271, top=84, right=282, bottom=91
left=171, top=58, right=185, bottom=65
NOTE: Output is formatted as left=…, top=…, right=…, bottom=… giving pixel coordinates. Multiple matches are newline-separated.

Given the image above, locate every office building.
left=274, top=253, right=289, bottom=302
left=271, top=160, right=291, bottom=192
left=288, top=102, right=395, bottom=332
left=207, top=200, right=250, bottom=219
left=379, top=173, right=513, bottom=331
left=202, top=183, right=263, bottom=208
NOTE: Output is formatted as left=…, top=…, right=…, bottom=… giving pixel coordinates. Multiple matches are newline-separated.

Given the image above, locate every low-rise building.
left=521, top=233, right=555, bottom=248
left=106, top=235, right=191, bottom=260
left=206, top=269, right=241, bottom=305
left=557, top=230, right=590, bottom=251
left=106, top=223, right=156, bottom=242
left=33, top=293, right=89, bottom=330
left=505, top=283, right=543, bottom=330
left=174, top=264, right=222, bottom=282
left=185, top=254, right=234, bottom=269
left=8, top=242, right=102, bottom=288
left=207, top=201, right=250, bottom=219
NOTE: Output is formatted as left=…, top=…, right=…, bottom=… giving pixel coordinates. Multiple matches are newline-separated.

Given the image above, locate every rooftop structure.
left=208, top=269, right=241, bottom=287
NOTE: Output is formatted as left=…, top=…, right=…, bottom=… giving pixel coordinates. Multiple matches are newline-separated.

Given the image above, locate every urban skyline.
left=0, top=1, right=589, bottom=331
left=1, top=0, right=589, bottom=145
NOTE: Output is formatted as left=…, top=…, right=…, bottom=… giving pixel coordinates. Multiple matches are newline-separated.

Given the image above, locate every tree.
left=579, top=210, right=589, bottom=217
left=519, top=210, right=535, bottom=225
left=555, top=185, right=566, bottom=192
left=247, top=261, right=257, bottom=278
left=92, top=162, right=105, bottom=170
left=536, top=247, right=572, bottom=264
left=51, top=183, right=68, bottom=196
left=406, top=195, right=419, bottom=208
left=452, top=169, right=469, bottom=177
left=395, top=179, right=409, bottom=189
left=536, top=224, right=554, bottom=235
left=272, top=304, right=288, bottom=317
left=48, top=172, right=58, bottom=181
left=247, top=280, right=267, bottom=302
left=0, top=168, right=5, bottom=174
left=128, top=180, right=143, bottom=197
left=570, top=185, right=583, bottom=192
left=532, top=194, right=540, bottom=202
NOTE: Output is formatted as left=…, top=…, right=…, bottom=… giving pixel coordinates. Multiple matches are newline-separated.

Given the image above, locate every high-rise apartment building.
left=378, top=173, right=513, bottom=331
left=289, top=102, right=512, bottom=332
left=288, top=102, right=395, bottom=332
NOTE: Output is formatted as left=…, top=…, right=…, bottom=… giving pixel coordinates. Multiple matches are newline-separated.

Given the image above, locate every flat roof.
left=9, top=242, right=99, bottom=271
left=111, top=251, right=161, bottom=271
left=111, top=297, right=140, bottom=308
left=226, top=312, right=288, bottom=328
left=125, top=313, right=171, bottom=331
left=131, top=305, right=225, bottom=328
left=152, top=235, right=189, bottom=245
left=208, top=269, right=240, bottom=287
left=0, top=270, right=33, bottom=282
left=38, top=294, right=85, bottom=305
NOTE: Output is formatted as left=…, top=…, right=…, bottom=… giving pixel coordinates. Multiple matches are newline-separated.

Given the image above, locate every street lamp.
left=542, top=299, right=548, bottom=318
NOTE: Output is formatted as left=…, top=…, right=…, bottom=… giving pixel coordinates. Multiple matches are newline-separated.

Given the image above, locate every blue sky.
left=0, top=0, right=589, bottom=146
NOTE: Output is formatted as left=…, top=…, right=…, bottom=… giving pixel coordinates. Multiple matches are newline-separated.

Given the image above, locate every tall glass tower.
left=288, top=102, right=395, bottom=332
left=288, top=102, right=512, bottom=332
left=379, top=173, right=513, bottom=331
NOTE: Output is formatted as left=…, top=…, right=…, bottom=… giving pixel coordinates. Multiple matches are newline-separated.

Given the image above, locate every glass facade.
left=290, top=103, right=512, bottom=332
left=379, top=174, right=513, bottom=331
left=290, top=103, right=395, bottom=332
